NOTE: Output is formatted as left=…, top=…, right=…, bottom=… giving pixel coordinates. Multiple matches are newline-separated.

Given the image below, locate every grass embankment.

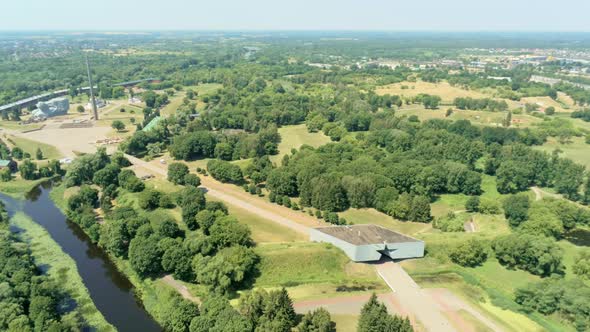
left=0, top=121, right=44, bottom=132
left=10, top=212, right=115, bottom=332
left=50, top=182, right=197, bottom=329
left=339, top=208, right=429, bottom=236
left=254, top=242, right=386, bottom=301
left=403, top=257, right=571, bottom=332
left=212, top=197, right=305, bottom=243
left=0, top=177, right=52, bottom=199
left=8, top=135, right=63, bottom=160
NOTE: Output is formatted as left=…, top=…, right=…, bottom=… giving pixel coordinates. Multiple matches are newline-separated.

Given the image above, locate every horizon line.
left=1, top=29, right=590, bottom=34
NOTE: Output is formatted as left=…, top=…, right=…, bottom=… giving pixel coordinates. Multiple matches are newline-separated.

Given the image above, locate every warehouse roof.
left=313, top=224, right=420, bottom=246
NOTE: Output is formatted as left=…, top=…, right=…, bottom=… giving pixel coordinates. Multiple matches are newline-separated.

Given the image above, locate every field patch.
left=396, top=106, right=542, bottom=129
left=534, top=136, right=590, bottom=169
left=339, top=208, right=430, bottom=236
left=254, top=242, right=382, bottom=287
left=272, top=124, right=331, bottom=163
left=8, top=135, right=63, bottom=160
left=219, top=198, right=306, bottom=243
left=376, top=81, right=489, bottom=104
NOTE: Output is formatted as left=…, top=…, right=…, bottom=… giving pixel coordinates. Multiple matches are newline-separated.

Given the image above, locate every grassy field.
left=520, top=96, right=571, bottom=113
left=11, top=212, right=115, bottom=332
left=0, top=176, right=51, bottom=198
left=7, top=135, right=63, bottom=160
left=160, top=83, right=222, bottom=117
left=254, top=242, right=383, bottom=288
left=396, top=106, right=542, bottom=129
left=401, top=257, right=567, bottom=332
left=212, top=197, right=306, bottom=243
left=0, top=121, right=44, bottom=132
left=339, top=208, right=430, bottom=236
left=376, top=81, right=490, bottom=104
left=331, top=315, right=358, bottom=332
left=271, top=124, right=331, bottom=164
left=534, top=136, right=590, bottom=168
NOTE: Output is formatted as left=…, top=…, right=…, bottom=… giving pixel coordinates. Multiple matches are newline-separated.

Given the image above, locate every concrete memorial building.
left=31, top=97, right=69, bottom=120
left=310, top=224, right=424, bottom=262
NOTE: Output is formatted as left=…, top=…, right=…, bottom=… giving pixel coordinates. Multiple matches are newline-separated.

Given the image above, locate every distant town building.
left=310, top=224, right=425, bottom=262
left=487, top=76, right=512, bottom=82
left=31, top=97, right=69, bottom=120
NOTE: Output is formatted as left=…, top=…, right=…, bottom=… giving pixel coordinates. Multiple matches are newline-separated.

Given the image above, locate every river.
left=1, top=182, right=161, bottom=332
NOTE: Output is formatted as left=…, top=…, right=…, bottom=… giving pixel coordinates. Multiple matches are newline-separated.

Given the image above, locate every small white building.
left=310, top=224, right=424, bottom=262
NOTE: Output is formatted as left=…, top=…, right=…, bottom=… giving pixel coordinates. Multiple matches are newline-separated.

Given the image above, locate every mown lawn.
left=215, top=198, right=305, bottom=243
left=8, top=135, right=63, bottom=160
left=534, top=136, right=590, bottom=169
left=254, top=242, right=382, bottom=288
left=11, top=212, right=115, bottom=332
left=271, top=124, right=331, bottom=164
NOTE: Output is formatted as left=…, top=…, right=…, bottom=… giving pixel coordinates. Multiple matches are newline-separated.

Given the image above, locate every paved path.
left=375, top=261, right=456, bottom=332
left=161, top=275, right=200, bottom=304
left=427, top=288, right=504, bottom=332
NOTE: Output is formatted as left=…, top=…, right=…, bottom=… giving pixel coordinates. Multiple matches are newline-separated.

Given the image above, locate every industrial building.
left=310, top=224, right=424, bottom=262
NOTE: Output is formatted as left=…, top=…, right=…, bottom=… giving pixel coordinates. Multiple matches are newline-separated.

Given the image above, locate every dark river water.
left=1, top=182, right=161, bottom=332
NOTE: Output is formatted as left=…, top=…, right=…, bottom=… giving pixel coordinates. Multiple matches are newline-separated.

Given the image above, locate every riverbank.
left=10, top=211, right=116, bottom=332
left=50, top=181, right=194, bottom=330
left=0, top=176, right=52, bottom=199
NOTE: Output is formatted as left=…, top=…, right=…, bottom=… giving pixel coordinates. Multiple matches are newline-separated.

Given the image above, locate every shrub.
left=449, top=239, right=488, bottom=267
left=478, top=198, right=501, bottom=214
left=465, top=196, right=480, bottom=212
left=433, top=213, right=464, bottom=232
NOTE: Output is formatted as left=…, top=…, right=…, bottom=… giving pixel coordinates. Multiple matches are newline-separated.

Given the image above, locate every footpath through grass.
left=11, top=212, right=115, bottom=332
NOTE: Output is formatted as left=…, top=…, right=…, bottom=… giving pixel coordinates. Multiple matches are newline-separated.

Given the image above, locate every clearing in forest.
left=376, top=81, right=489, bottom=104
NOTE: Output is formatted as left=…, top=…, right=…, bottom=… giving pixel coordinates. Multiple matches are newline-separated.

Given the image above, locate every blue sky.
left=2, top=0, right=590, bottom=31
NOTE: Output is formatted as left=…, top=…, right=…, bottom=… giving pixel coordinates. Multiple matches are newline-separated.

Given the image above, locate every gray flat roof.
left=313, top=224, right=421, bottom=246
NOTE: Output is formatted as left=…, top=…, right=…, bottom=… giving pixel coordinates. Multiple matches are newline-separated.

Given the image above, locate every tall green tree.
left=358, top=294, right=413, bottom=332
